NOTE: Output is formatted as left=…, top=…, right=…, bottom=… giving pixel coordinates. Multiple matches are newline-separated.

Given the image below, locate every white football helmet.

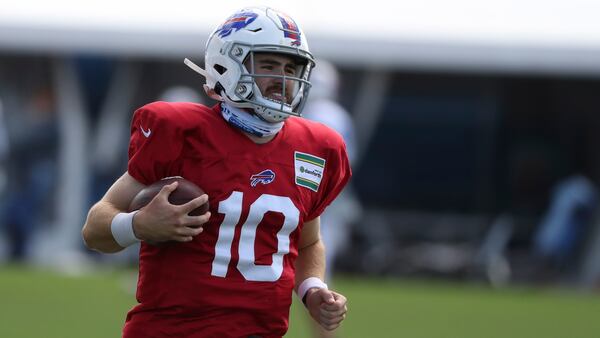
left=185, top=6, right=315, bottom=122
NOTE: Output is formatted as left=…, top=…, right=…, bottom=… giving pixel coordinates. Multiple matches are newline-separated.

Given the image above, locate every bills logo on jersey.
left=276, top=12, right=301, bottom=46
left=216, top=11, right=258, bottom=38
left=250, top=169, right=276, bottom=187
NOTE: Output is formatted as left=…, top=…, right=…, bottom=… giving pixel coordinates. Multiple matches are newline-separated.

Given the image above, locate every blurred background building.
left=2, top=0, right=600, bottom=290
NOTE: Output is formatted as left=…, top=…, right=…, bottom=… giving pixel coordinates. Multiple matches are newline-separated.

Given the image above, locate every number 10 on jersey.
left=211, top=191, right=300, bottom=282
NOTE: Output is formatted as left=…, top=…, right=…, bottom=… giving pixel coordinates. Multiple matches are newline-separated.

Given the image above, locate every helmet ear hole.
left=215, top=83, right=226, bottom=96
left=214, top=64, right=228, bottom=75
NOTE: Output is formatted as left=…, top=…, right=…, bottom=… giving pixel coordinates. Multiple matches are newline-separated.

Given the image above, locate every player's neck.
left=243, top=132, right=276, bottom=144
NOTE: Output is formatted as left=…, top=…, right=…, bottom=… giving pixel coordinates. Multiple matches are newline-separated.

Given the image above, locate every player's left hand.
left=305, top=288, right=348, bottom=331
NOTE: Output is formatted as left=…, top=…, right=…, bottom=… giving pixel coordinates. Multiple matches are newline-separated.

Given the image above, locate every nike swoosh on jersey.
left=140, top=126, right=152, bottom=138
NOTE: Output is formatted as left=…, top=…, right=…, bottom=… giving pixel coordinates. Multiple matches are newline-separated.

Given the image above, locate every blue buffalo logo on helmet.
left=276, top=12, right=301, bottom=46
left=216, top=11, right=258, bottom=38
left=250, top=169, right=276, bottom=187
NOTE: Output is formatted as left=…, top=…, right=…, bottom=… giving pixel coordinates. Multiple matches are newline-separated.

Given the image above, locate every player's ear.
left=203, top=85, right=223, bottom=101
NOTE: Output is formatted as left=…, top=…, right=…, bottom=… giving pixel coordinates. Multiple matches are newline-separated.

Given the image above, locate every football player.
left=83, top=6, right=350, bottom=338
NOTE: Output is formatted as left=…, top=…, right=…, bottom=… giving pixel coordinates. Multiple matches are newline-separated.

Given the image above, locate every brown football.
left=128, top=176, right=209, bottom=216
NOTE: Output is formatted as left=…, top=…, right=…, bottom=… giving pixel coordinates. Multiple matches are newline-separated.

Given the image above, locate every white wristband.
left=110, top=211, right=141, bottom=248
left=297, top=277, right=328, bottom=304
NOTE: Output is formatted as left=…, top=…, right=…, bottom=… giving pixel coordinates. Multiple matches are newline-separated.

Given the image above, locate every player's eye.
left=284, top=67, right=296, bottom=76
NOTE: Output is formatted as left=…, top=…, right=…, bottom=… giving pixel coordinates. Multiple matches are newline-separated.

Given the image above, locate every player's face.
left=245, top=53, right=299, bottom=105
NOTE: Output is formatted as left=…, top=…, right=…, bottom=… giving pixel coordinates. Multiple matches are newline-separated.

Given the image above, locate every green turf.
left=1, top=266, right=599, bottom=338
left=290, top=277, right=600, bottom=338
left=0, top=265, right=135, bottom=338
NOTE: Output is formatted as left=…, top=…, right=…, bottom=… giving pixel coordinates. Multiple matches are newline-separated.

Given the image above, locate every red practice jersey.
left=123, top=102, right=351, bottom=338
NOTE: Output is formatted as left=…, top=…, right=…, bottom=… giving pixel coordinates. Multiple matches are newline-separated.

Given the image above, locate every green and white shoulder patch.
left=294, top=151, right=326, bottom=192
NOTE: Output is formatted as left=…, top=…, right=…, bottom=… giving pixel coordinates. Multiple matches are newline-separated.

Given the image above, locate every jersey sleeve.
left=128, top=102, right=184, bottom=185
left=306, top=134, right=352, bottom=221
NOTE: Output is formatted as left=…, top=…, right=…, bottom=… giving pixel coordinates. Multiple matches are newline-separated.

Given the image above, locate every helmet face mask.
left=237, top=48, right=313, bottom=121
left=200, top=7, right=315, bottom=123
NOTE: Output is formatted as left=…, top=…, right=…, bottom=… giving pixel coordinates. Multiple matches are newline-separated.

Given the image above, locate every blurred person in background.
left=1, top=86, right=59, bottom=261
left=0, top=99, right=9, bottom=259
left=533, top=174, right=598, bottom=276
left=82, top=6, right=349, bottom=337
left=302, top=59, right=362, bottom=337
left=303, top=60, right=361, bottom=279
left=479, top=141, right=600, bottom=285
left=0, top=99, right=8, bottom=192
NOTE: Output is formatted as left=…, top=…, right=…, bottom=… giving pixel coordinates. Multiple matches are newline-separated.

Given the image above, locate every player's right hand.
left=306, top=288, right=348, bottom=331
left=132, top=182, right=211, bottom=243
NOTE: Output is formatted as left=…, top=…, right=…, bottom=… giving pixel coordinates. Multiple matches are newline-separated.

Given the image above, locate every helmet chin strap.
left=221, top=103, right=284, bottom=137
left=184, top=58, right=208, bottom=78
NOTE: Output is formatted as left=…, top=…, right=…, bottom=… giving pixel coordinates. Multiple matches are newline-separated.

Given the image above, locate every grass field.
left=1, top=265, right=600, bottom=338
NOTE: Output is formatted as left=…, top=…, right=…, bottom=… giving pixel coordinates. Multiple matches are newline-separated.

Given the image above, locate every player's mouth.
left=267, top=92, right=286, bottom=103
left=265, top=86, right=288, bottom=103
